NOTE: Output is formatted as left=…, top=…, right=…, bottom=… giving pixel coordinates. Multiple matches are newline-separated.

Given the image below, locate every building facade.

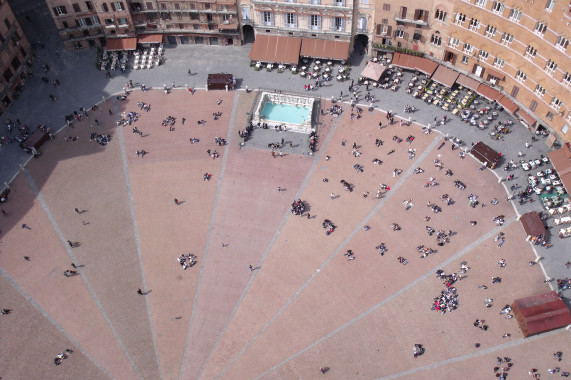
left=44, top=0, right=570, bottom=142
left=45, top=0, right=240, bottom=49
left=0, top=0, right=31, bottom=115
left=371, top=0, right=570, bottom=142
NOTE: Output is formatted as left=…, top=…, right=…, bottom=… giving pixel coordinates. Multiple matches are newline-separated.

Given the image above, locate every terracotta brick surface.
left=0, top=90, right=559, bottom=380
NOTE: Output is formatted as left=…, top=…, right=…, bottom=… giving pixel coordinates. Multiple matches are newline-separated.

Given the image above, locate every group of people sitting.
left=89, top=132, right=111, bottom=146
left=290, top=199, right=306, bottom=216
left=177, top=253, right=197, bottom=270
left=137, top=102, right=151, bottom=112
left=54, top=349, right=73, bottom=366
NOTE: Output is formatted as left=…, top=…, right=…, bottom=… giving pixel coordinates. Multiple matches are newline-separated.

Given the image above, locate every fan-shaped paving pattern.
left=0, top=90, right=556, bottom=379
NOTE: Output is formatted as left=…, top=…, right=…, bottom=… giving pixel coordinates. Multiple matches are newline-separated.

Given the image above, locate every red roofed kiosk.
left=512, top=291, right=571, bottom=337
left=471, top=141, right=501, bottom=169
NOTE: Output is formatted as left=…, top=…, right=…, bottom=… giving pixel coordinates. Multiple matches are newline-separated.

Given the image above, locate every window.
left=449, top=37, right=460, bottom=47
left=3, top=18, right=10, bottom=29
left=309, top=14, right=320, bottom=29
left=485, top=24, right=496, bottom=38
left=333, top=17, right=344, bottom=31
left=508, top=8, right=522, bottom=22
left=90, top=16, right=100, bottom=24
left=399, top=6, right=407, bottom=18
left=72, top=3, right=81, bottom=12
left=556, top=35, right=569, bottom=50
left=469, top=18, right=480, bottom=30
left=334, top=0, right=345, bottom=6
left=534, top=22, right=547, bottom=36
left=53, top=5, right=68, bottom=15
left=11, top=56, right=20, bottom=71
left=308, top=0, right=320, bottom=4
left=413, top=29, right=422, bottom=40
left=285, top=13, right=296, bottom=27
left=550, top=97, right=562, bottom=110
left=3, top=68, right=13, bottom=82
left=413, top=9, right=429, bottom=21
left=377, top=23, right=391, bottom=35
left=525, top=45, right=537, bottom=59
left=454, top=13, right=466, bottom=24
left=530, top=100, right=538, bottom=112
left=501, top=32, right=513, bottom=45
left=535, top=84, right=546, bottom=96
left=383, top=3, right=390, bottom=11
left=102, top=3, right=108, bottom=12
left=85, top=1, right=93, bottom=10
left=241, top=6, right=250, bottom=20
left=546, top=111, right=554, bottom=120
left=145, top=2, right=153, bottom=10
left=174, top=3, right=180, bottom=9
left=475, top=0, right=487, bottom=7
left=395, top=29, right=405, bottom=38
left=479, top=49, right=489, bottom=60
left=491, top=1, right=504, bottom=13
left=434, top=9, right=447, bottom=22
left=105, top=18, right=114, bottom=25
left=516, top=70, right=527, bottom=82
left=562, top=124, right=568, bottom=135
left=462, top=55, right=469, bottom=64
left=545, top=59, right=557, bottom=74
left=358, top=16, right=367, bottom=30
left=77, top=18, right=87, bottom=26
left=262, top=11, right=273, bottom=26
left=545, top=0, right=556, bottom=12
left=563, top=72, right=571, bottom=88
left=430, top=34, right=442, bottom=45
left=462, top=42, right=473, bottom=53
left=118, top=17, right=127, bottom=26
left=113, top=2, right=124, bottom=11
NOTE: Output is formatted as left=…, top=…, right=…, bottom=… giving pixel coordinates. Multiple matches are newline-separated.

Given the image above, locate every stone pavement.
left=0, top=2, right=569, bottom=378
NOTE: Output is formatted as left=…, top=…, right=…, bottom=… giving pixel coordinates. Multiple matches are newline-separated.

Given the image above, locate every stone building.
left=0, top=0, right=31, bottom=115
left=45, top=0, right=240, bottom=49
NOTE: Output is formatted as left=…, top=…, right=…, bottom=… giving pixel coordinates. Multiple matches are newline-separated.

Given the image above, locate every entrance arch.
left=242, top=25, right=255, bottom=44
left=354, top=33, right=369, bottom=55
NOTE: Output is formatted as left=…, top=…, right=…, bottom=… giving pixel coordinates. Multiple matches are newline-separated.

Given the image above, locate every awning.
left=138, top=34, right=163, bottom=44
left=548, top=144, right=571, bottom=194
left=512, top=291, right=571, bottom=337
left=486, top=67, right=505, bottom=80
left=249, top=35, right=301, bottom=65
left=498, top=95, right=519, bottom=114
left=360, top=61, right=386, bottom=81
left=476, top=83, right=502, bottom=101
left=416, top=58, right=438, bottom=76
left=456, top=74, right=480, bottom=91
left=517, top=109, right=536, bottom=127
left=106, top=37, right=137, bottom=51
left=431, top=65, right=459, bottom=88
left=520, top=212, right=546, bottom=237
left=300, top=38, right=350, bottom=61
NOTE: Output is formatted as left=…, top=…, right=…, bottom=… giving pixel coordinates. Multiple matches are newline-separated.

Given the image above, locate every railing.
left=394, top=16, right=428, bottom=26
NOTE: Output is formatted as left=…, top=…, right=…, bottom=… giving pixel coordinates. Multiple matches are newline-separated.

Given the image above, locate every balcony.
left=59, top=23, right=103, bottom=33
left=64, top=31, right=105, bottom=42
left=393, top=16, right=427, bottom=26
left=0, top=24, right=17, bottom=53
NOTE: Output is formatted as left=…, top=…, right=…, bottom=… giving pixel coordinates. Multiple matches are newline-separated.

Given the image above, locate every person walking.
left=249, top=265, right=254, bottom=271
left=137, top=288, right=143, bottom=295
left=174, top=198, right=180, bottom=205
left=330, top=192, right=335, bottom=199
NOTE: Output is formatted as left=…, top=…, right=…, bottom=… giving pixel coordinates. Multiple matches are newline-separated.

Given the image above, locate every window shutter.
left=53, top=7, right=58, bottom=15
left=376, top=24, right=381, bottom=35
left=414, top=9, right=420, bottom=19
left=102, top=3, right=109, bottom=12
left=386, top=25, right=392, bottom=35
left=111, top=2, right=116, bottom=11
left=121, top=2, right=125, bottom=10
left=403, top=32, right=409, bottom=40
